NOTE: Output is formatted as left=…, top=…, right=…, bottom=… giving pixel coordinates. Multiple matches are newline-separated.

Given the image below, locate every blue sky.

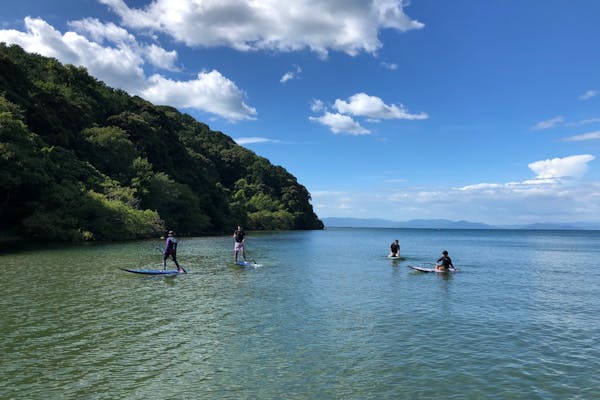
left=1, top=0, right=599, bottom=225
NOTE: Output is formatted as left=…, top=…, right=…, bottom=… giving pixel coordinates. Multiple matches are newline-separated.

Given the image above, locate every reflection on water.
left=1, top=229, right=599, bottom=399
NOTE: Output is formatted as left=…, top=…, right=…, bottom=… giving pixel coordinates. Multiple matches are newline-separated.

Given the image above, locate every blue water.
left=1, top=228, right=599, bottom=399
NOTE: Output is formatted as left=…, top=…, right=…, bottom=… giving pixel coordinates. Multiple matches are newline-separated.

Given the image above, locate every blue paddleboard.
left=234, top=260, right=261, bottom=267
left=120, top=268, right=185, bottom=275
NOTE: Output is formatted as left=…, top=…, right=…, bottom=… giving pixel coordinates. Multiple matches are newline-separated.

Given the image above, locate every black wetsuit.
left=436, top=255, right=454, bottom=269
left=164, top=236, right=180, bottom=268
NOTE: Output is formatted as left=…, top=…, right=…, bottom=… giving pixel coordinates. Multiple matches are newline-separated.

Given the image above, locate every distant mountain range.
left=322, top=217, right=600, bottom=230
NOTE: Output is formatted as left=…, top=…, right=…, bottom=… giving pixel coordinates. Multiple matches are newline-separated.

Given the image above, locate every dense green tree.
left=0, top=96, right=51, bottom=227
left=0, top=43, right=323, bottom=241
left=80, top=126, right=138, bottom=181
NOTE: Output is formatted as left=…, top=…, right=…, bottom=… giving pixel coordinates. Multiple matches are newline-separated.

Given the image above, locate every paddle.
left=244, top=248, right=258, bottom=265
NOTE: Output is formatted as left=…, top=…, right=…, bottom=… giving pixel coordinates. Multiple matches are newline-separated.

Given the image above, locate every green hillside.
left=0, top=43, right=323, bottom=241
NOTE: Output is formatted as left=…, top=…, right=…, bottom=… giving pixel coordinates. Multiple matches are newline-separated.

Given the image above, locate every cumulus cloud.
left=578, top=89, right=598, bottom=100
left=309, top=112, right=370, bottom=135
left=99, top=0, right=424, bottom=56
left=531, top=116, right=564, bottom=130
left=310, top=99, right=326, bottom=113
left=143, top=44, right=180, bottom=71
left=0, top=17, right=147, bottom=91
left=141, top=71, right=257, bottom=121
left=309, top=92, right=427, bottom=134
left=333, top=92, right=428, bottom=120
left=528, top=154, right=595, bottom=179
left=0, top=17, right=256, bottom=121
left=69, top=17, right=134, bottom=44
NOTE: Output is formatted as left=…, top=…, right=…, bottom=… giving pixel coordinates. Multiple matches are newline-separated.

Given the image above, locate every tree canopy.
left=0, top=43, right=323, bottom=241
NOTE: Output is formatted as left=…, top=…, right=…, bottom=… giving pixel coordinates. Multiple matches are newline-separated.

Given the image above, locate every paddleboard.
left=120, top=268, right=185, bottom=275
left=234, top=260, right=261, bottom=267
left=387, top=255, right=403, bottom=260
left=408, top=265, right=457, bottom=273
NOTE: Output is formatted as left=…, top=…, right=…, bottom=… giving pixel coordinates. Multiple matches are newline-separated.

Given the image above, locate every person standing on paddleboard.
left=163, top=230, right=182, bottom=271
left=435, top=250, right=454, bottom=271
left=389, top=239, right=400, bottom=257
left=233, top=225, right=246, bottom=262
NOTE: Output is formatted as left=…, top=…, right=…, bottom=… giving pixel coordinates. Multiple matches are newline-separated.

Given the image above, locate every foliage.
left=0, top=43, right=322, bottom=241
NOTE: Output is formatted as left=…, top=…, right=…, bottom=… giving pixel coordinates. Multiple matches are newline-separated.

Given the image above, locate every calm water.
left=1, top=228, right=599, bottom=399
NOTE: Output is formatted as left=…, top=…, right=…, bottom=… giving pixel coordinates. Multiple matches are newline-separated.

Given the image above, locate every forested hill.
left=0, top=43, right=323, bottom=241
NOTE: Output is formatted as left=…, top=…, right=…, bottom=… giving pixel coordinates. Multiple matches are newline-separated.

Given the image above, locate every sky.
left=1, top=0, right=599, bottom=225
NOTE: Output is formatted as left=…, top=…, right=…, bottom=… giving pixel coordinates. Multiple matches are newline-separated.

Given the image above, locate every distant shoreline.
left=322, top=217, right=600, bottom=231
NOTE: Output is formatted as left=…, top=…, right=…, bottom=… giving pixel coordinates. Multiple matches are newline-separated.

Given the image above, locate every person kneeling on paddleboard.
left=435, top=250, right=454, bottom=271
left=163, top=231, right=182, bottom=272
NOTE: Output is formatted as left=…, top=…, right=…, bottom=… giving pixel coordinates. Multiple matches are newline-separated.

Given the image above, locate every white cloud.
left=309, top=112, right=370, bottom=135
left=316, top=178, right=600, bottom=225
left=528, top=154, right=595, bottom=179
left=563, top=131, right=600, bottom=142
left=459, top=183, right=503, bottom=191
left=0, top=17, right=147, bottom=91
left=564, top=118, right=600, bottom=127
left=578, top=89, right=598, bottom=100
left=69, top=17, right=134, bottom=44
left=0, top=17, right=256, bottom=121
left=531, top=115, right=564, bottom=130
left=234, top=137, right=279, bottom=145
left=380, top=61, right=398, bottom=70
left=99, top=0, right=424, bottom=56
left=280, top=65, right=302, bottom=83
left=333, top=92, right=428, bottom=120
left=313, top=155, right=600, bottom=225
left=310, top=99, right=326, bottom=113
left=143, top=43, right=179, bottom=71
left=141, top=71, right=257, bottom=121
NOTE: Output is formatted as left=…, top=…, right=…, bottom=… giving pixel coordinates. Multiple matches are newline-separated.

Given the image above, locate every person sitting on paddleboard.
left=233, top=225, right=246, bottom=262
left=389, top=239, right=400, bottom=257
left=435, top=250, right=454, bottom=271
left=163, top=231, right=182, bottom=271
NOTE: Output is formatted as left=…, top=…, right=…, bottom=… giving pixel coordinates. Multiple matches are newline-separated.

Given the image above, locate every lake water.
left=1, top=228, right=599, bottom=399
